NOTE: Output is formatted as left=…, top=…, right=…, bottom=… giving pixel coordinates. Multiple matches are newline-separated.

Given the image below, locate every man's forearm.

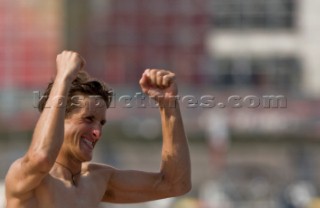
left=159, top=102, right=191, bottom=193
left=28, top=78, right=71, bottom=165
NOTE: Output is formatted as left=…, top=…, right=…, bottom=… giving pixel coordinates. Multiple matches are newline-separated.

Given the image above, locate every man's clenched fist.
left=56, top=50, right=85, bottom=82
left=139, top=69, right=178, bottom=104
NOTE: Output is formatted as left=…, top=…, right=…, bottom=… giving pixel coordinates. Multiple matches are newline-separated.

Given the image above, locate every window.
left=212, top=57, right=300, bottom=91
left=210, top=0, right=296, bottom=29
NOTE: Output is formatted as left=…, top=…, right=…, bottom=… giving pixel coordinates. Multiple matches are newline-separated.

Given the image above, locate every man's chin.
left=78, top=152, right=93, bottom=162
left=78, top=147, right=94, bottom=161
left=82, top=155, right=93, bottom=162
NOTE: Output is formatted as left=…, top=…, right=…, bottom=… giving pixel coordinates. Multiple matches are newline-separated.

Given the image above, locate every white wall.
left=297, top=0, right=320, bottom=97
left=0, top=181, right=5, bottom=208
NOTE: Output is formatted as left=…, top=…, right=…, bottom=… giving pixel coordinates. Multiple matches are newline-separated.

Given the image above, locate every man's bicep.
left=102, top=168, right=171, bottom=203
left=5, top=157, right=47, bottom=197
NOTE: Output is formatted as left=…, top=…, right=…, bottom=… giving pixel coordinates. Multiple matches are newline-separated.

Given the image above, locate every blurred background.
left=1, top=0, right=320, bottom=207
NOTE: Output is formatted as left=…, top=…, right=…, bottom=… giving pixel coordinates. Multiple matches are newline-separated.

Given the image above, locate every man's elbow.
left=171, top=180, right=192, bottom=196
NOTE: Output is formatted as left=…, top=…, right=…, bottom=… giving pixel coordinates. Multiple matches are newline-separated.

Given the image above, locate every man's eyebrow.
left=83, top=115, right=106, bottom=125
left=83, top=115, right=94, bottom=118
left=81, top=115, right=95, bottom=121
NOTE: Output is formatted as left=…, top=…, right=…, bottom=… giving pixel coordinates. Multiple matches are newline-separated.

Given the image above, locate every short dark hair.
left=38, top=71, right=113, bottom=117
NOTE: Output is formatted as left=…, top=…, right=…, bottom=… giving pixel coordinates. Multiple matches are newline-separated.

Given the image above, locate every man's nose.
left=92, top=128, right=101, bottom=139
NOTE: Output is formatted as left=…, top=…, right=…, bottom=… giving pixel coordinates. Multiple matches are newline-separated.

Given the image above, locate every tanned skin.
left=5, top=50, right=191, bottom=208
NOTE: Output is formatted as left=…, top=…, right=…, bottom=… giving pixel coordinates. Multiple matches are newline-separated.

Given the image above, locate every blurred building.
left=201, top=0, right=320, bottom=138
left=78, top=0, right=320, bottom=138
left=0, top=0, right=62, bottom=88
left=0, top=0, right=320, bottom=133
left=80, top=0, right=209, bottom=86
left=77, top=0, right=320, bottom=98
left=206, top=0, right=320, bottom=97
left=0, top=0, right=63, bottom=130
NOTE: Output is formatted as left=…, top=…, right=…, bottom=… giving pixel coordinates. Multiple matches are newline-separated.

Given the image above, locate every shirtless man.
left=5, top=51, right=191, bottom=207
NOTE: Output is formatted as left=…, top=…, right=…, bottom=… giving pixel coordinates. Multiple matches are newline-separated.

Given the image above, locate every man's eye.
left=85, top=117, right=94, bottom=122
left=100, top=120, right=106, bottom=126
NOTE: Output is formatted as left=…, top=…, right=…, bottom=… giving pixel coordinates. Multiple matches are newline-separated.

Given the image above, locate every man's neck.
left=53, top=154, right=83, bottom=185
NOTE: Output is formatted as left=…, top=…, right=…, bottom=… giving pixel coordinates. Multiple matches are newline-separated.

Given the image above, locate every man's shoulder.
left=85, top=162, right=115, bottom=175
left=5, top=158, right=23, bottom=187
left=5, top=158, right=36, bottom=204
left=83, top=162, right=115, bottom=185
left=7, top=157, right=23, bottom=172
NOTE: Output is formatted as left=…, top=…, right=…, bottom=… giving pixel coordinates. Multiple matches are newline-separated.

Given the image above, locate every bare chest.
left=35, top=175, right=106, bottom=208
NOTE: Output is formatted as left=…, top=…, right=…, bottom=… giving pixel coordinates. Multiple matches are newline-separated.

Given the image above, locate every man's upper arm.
left=5, top=155, right=49, bottom=198
left=101, top=166, right=186, bottom=203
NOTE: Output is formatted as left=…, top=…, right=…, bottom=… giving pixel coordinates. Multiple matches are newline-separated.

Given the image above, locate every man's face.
left=63, top=95, right=107, bottom=162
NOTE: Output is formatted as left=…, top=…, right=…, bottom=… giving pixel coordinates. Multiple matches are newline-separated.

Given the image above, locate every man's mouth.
left=82, top=137, right=94, bottom=149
